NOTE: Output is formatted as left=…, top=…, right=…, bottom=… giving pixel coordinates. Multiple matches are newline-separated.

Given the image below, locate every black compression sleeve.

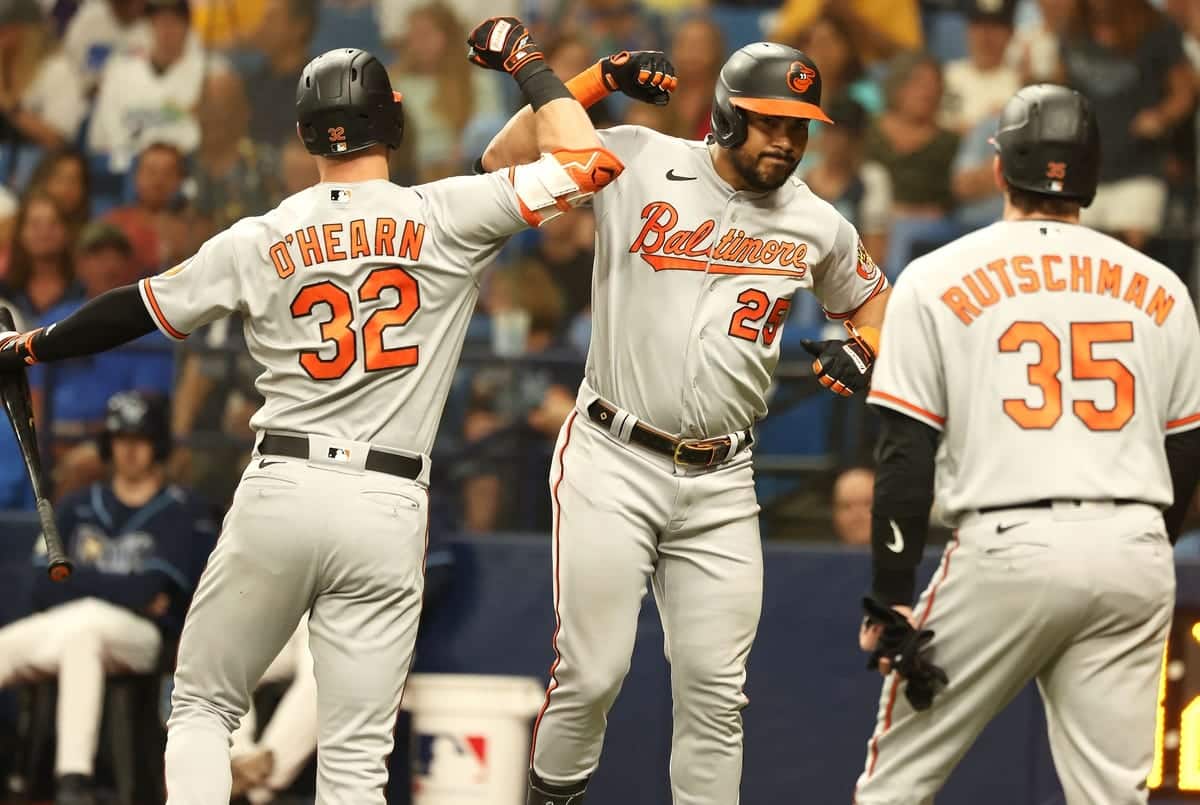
left=29, top=284, right=157, bottom=362
left=1164, top=428, right=1200, bottom=543
left=870, top=407, right=940, bottom=606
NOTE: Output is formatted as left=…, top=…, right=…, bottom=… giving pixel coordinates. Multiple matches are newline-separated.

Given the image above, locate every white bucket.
left=403, top=673, right=546, bottom=805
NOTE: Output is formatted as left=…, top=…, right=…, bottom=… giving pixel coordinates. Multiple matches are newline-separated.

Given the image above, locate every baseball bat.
left=0, top=308, right=71, bottom=581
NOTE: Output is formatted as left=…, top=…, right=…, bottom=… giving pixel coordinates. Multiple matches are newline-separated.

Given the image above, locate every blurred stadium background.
left=1, top=0, right=1200, bottom=802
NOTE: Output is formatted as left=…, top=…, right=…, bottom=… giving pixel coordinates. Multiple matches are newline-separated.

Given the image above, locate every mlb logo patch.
left=327, top=447, right=351, bottom=462
left=332, top=142, right=348, bottom=153
left=330, top=188, right=352, bottom=203
left=413, top=732, right=488, bottom=786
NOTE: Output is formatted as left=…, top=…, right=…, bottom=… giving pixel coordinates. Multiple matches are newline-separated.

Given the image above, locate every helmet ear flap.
left=711, top=82, right=748, bottom=149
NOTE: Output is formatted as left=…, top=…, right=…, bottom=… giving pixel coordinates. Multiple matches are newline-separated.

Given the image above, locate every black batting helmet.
left=994, top=84, right=1099, bottom=206
left=711, top=42, right=832, bottom=149
left=99, top=391, right=171, bottom=463
left=296, top=48, right=404, bottom=157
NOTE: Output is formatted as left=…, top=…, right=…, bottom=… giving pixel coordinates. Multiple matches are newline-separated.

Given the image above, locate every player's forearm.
left=483, top=106, right=537, bottom=172
left=1164, top=428, right=1200, bottom=543
left=870, top=407, right=939, bottom=606
left=8, top=285, right=156, bottom=365
left=853, top=286, right=891, bottom=332
left=531, top=96, right=601, bottom=155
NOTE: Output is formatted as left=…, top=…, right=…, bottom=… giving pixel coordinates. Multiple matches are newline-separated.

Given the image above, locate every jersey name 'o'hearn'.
left=266, top=217, right=426, bottom=279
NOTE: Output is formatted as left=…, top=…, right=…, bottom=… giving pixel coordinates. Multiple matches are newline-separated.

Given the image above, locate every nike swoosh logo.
left=665, top=169, right=697, bottom=181
left=996, top=521, right=1028, bottom=534
left=886, top=519, right=904, bottom=553
left=258, top=458, right=285, bottom=469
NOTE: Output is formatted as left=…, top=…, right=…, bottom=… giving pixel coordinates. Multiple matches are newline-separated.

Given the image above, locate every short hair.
left=883, top=51, right=940, bottom=112
left=1007, top=186, right=1082, bottom=219
left=138, top=142, right=187, bottom=175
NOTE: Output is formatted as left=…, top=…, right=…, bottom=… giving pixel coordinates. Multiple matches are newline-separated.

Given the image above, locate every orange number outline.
left=291, top=280, right=357, bottom=381
left=728, top=288, right=771, bottom=342
left=1071, top=321, right=1136, bottom=431
left=359, top=266, right=421, bottom=372
left=761, top=297, right=791, bottom=347
left=998, top=321, right=1063, bottom=430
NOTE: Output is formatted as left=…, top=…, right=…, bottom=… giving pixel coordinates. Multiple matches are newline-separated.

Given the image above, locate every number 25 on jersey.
left=290, top=267, right=421, bottom=380
left=999, top=320, right=1135, bottom=431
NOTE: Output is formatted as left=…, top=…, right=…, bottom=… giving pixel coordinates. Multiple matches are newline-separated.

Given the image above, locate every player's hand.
left=598, top=51, right=677, bottom=106
left=467, top=17, right=544, bottom=78
left=859, top=603, right=914, bottom=675
left=800, top=321, right=876, bottom=397
left=0, top=329, right=39, bottom=372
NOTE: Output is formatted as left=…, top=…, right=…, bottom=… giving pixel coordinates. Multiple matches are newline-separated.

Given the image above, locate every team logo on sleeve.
left=856, top=241, right=879, bottom=281
left=787, top=62, right=814, bottom=94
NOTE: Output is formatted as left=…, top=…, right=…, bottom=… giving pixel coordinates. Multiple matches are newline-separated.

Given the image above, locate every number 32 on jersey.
left=290, top=267, right=421, bottom=380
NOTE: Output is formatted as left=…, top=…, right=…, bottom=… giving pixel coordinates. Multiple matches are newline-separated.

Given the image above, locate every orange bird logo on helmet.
left=787, top=61, right=814, bottom=94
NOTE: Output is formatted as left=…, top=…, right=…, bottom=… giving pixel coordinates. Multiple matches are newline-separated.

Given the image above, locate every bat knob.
left=48, top=561, right=73, bottom=582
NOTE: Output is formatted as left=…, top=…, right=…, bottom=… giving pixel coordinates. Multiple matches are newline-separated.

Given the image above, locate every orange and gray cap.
left=711, top=42, right=831, bottom=149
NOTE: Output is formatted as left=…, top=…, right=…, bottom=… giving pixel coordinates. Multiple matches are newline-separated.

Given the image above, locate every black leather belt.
left=978, top=498, right=1151, bottom=515
left=258, top=433, right=421, bottom=480
left=586, top=400, right=752, bottom=467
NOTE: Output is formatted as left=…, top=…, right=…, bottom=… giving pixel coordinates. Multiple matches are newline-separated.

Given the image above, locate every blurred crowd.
left=1, top=0, right=1199, bottom=537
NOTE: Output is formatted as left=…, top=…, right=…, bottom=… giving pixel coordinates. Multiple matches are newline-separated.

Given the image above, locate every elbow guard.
left=507, top=147, right=624, bottom=227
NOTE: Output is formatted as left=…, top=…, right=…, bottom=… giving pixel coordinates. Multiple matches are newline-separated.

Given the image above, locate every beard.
left=729, top=147, right=801, bottom=192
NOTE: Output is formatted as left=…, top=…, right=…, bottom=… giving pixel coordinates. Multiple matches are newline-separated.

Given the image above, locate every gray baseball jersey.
left=530, top=125, right=888, bottom=805
left=856, top=219, right=1198, bottom=805
left=586, top=125, right=888, bottom=437
left=868, top=219, right=1200, bottom=520
left=153, top=172, right=536, bottom=805
left=139, top=175, right=527, bottom=457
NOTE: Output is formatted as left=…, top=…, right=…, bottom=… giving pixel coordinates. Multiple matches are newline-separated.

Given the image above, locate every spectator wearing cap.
left=87, top=0, right=207, bottom=174
left=1061, top=0, right=1195, bottom=251
left=241, top=0, right=317, bottom=147
left=0, top=389, right=216, bottom=805
left=939, top=0, right=1021, bottom=135
left=192, top=67, right=280, bottom=235
left=803, top=96, right=892, bottom=264
left=30, top=222, right=173, bottom=475
left=865, top=52, right=962, bottom=279
left=62, top=0, right=151, bottom=95
left=0, top=0, right=88, bottom=185
left=105, top=142, right=191, bottom=273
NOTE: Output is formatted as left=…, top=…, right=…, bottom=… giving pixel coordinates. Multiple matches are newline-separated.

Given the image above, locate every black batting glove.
left=800, top=321, right=876, bottom=397
left=467, top=17, right=545, bottom=80
left=0, top=329, right=39, bottom=372
left=599, top=51, right=677, bottom=106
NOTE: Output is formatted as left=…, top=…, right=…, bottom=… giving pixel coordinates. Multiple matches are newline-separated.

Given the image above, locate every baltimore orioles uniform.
left=140, top=145, right=621, bottom=805
left=529, top=119, right=886, bottom=804
left=856, top=219, right=1200, bottom=803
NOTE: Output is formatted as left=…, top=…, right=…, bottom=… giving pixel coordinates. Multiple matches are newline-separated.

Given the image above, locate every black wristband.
left=515, top=61, right=572, bottom=111
left=871, top=567, right=917, bottom=608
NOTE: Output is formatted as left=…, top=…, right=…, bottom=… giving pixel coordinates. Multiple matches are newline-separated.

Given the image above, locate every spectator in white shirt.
left=62, top=0, right=151, bottom=94
left=0, top=0, right=86, bottom=185
left=87, top=0, right=206, bottom=174
left=939, top=0, right=1022, bottom=135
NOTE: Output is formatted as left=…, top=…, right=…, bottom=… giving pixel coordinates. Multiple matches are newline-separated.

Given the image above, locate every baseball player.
left=0, top=22, right=624, bottom=805
left=485, top=44, right=891, bottom=805
left=854, top=84, right=1200, bottom=805
left=0, top=391, right=215, bottom=805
